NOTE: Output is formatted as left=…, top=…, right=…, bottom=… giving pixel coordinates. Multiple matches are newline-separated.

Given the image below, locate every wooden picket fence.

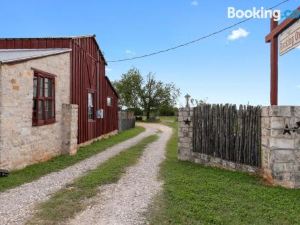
left=118, top=111, right=136, bottom=132
left=192, top=104, right=261, bottom=167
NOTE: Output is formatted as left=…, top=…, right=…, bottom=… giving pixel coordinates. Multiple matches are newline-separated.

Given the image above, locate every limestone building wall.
left=0, top=53, right=78, bottom=170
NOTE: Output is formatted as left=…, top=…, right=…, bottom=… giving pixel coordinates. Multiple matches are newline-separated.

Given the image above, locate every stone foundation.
left=191, top=152, right=259, bottom=173
left=178, top=105, right=300, bottom=189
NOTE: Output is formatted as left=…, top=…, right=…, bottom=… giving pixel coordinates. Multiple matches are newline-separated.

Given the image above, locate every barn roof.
left=0, top=49, right=71, bottom=64
left=0, top=35, right=107, bottom=65
left=0, top=35, right=95, bottom=40
left=105, top=76, right=119, bottom=98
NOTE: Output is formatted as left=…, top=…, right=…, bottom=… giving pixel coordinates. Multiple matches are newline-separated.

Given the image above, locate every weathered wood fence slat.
left=192, top=104, right=261, bottom=167
left=118, top=111, right=135, bottom=132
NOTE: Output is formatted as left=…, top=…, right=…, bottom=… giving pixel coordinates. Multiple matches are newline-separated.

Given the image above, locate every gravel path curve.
left=68, top=123, right=172, bottom=225
left=0, top=124, right=157, bottom=225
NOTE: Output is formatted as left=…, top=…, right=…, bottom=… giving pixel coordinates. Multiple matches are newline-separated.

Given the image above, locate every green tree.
left=114, top=68, right=180, bottom=119
left=159, top=104, right=178, bottom=116
left=113, top=68, right=142, bottom=109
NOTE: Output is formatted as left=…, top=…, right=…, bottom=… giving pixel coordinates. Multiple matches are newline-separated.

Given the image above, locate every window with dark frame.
left=88, top=92, right=95, bottom=120
left=32, top=70, right=55, bottom=126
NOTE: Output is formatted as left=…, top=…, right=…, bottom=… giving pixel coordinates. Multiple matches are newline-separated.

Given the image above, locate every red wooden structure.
left=0, top=35, right=119, bottom=144
left=265, top=7, right=300, bottom=105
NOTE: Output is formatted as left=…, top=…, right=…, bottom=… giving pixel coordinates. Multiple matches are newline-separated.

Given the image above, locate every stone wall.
left=262, top=106, right=300, bottom=188
left=178, top=106, right=300, bottom=189
left=178, top=107, right=193, bottom=161
left=62, top=104, right=78, bottom=155
left=0, top=53, right=77, bottom=170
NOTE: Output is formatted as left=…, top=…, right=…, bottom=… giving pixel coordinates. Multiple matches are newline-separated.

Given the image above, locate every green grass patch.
left=28, top=134, right=158, bottom=225
left=158, top=116, right=176, bottom=122
left=148, top=122, right=300, bottom=225
left=0, top=127, right=145, bottom=192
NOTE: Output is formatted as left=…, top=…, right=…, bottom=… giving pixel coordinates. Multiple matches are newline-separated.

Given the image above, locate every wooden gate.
left=192, top=104, right=261, bottom=167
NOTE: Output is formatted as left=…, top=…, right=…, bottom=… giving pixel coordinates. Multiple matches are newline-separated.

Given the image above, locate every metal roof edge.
left=105, top=76, right=119, bottom=98
left=0, top=35, right=95, bottom=40
left=0, top=35, right=108, bottom=65
left=0, top=49, right=72, bottom=64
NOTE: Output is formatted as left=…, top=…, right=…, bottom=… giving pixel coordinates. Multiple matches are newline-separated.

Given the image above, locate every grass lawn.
left=148, top=121, right=300, bottom=225
left=0, top=126, right=145, bottom=192
left=158, top=116, right=176, bottom=122
left=140, top=116, right=176, bottom=123
left=28, top=134, right=158, bottom=225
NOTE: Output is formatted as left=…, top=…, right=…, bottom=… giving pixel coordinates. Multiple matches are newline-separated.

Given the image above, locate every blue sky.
left=0, top=0, right=299, bottom=106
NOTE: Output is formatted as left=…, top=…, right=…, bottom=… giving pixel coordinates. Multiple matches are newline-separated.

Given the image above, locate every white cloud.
left=125, top=49, right=136, bottom=55
left=228, top=28, right=249, bottom=41
left=105, top=67, right=112, bottom=72
left=297, top=45, right=300, bottom=49
left=191, top=0, right=198, bottom=6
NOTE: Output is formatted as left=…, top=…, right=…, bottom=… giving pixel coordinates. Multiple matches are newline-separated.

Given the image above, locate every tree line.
left=113, top=68, right=180, bottom=119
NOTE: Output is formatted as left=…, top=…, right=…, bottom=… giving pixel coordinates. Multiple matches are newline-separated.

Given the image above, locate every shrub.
left=136, top=116, right=143, bottom=121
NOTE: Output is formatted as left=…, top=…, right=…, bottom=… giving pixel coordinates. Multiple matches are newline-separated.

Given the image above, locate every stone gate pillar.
left=178, top=107, right=193, bottom=161
left=61, top=104, right=78, bottom=155
left=262, top=106, right=300, bottom=188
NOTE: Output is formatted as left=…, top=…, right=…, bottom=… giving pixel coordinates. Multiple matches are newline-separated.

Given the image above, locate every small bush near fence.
left=193, top=104, right=261, bottom=167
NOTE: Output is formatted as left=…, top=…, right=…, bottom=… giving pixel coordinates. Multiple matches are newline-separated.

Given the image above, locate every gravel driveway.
left=0, top=123, right=157, bottom=225
left=68, top=123, right=172, bottom=225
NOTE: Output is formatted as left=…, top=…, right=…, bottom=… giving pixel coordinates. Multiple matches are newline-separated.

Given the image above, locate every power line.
left=107, top=0, right=290, bottom=63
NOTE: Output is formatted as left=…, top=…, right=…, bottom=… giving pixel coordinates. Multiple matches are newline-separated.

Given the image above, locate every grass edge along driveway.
left=27, top=134, right=158, bottom=225
left=0, top=126, right=145, bottom=192
left=148, top=120, right=300, bottom=225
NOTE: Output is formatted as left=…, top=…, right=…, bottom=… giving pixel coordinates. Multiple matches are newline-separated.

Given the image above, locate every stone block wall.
left=0, top=52, right=76, bottom=170
left=178, top=107, right=193, bottom=161
left=262, top=106, right=300, bottom=188
left=178, top=106, right=300, bottom=189
left=62, top=104, right=79, bottom=155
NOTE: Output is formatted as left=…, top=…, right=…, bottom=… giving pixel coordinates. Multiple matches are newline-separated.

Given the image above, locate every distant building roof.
left=0, top=48, right=71, bottom=64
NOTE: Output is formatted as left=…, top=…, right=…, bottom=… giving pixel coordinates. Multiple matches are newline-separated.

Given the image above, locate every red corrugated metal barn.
left=0, top=35, right=119, bottom=144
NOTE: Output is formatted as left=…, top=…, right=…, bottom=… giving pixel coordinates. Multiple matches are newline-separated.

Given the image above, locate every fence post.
left=118, top=111, right=136, bottom=132
left=178, top=105, right=193, bottom=161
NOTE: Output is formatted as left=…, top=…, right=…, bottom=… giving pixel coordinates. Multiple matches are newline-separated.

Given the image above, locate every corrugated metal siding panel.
left=98, top=73, right=116, bottom=135
left=102, top=77, right=118, bottom=134
left=71, top=37, right=100, bottom=143
left=0, top=39, right=70, bottom=49
left=0, top=37, right=119, bottom=144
